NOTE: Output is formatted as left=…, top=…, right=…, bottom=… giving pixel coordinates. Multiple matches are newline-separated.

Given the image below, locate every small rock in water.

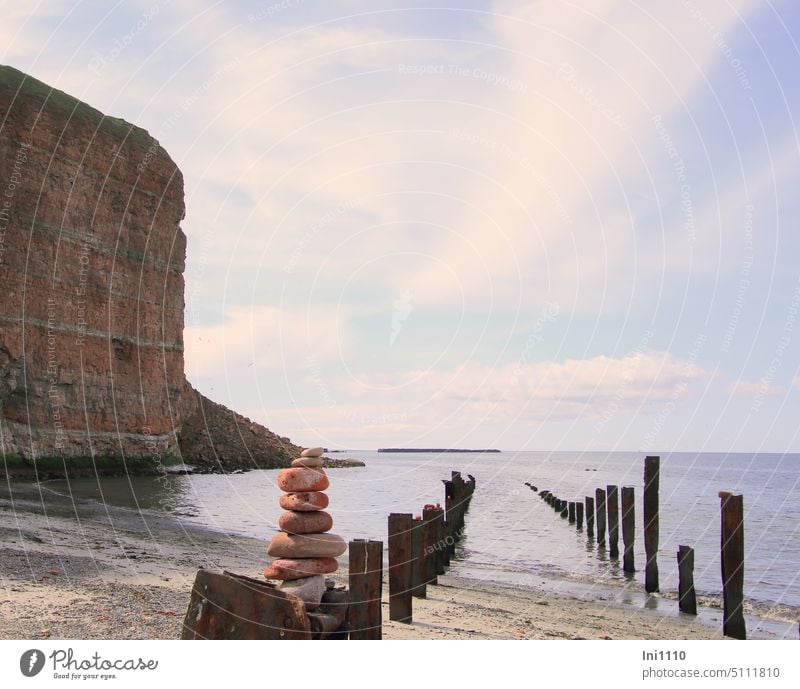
left=291, top=456, right=325, bottom=468
left=263, top=557, right=339, bottom=580
left=279, top=575, right=326, bottom=611
left=279, top=491, right=329, bottom=512
left=267, top=532, right=347, bottom=558
left=300, top=447, right=324, bottom=458
left=277, top=467, right=329, bottom=493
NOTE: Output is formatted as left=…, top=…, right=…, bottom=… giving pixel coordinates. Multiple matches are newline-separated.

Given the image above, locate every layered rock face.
left=0, top=66, right=298, bottom=471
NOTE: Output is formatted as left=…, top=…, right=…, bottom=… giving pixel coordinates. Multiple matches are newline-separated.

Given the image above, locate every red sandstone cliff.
left=0, top=66, right=299, bottom=473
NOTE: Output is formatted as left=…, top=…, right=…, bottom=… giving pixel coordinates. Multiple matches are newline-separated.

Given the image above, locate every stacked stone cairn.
left=263, top=447, right=346, bottom=610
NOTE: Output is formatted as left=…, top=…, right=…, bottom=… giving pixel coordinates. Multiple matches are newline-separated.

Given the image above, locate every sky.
left=3, top=0, right=800, bottom=452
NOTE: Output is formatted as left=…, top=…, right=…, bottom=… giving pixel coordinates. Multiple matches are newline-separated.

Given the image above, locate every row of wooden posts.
left=184, top=471, right=473, bottom=642
left=534, top=455, right=747, bottom=639
left=346, top=470, right=476, bottom=639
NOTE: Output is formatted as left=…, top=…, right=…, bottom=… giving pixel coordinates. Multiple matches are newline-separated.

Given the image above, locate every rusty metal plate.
left=181, top=569, right=311, bottom=640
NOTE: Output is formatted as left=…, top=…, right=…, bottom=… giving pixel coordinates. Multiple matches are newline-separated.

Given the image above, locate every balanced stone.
left=301, top=447, right=324, bottom=458
left=279, top=491, right=329, bottom=512
left=267, top=532, right=347, bottom=559
left=263, top=557, right=339, bottom=580
left=279, top=575, right=326, bottom=611
left=279, top=510, right=333, bottom=534
left=277, top=467, right=329, bottom=493
left=291, top=457, right=324, bottom=468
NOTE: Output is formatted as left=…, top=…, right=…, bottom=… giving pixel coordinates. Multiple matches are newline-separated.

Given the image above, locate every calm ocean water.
left=53, top=451, right=800, bottom=619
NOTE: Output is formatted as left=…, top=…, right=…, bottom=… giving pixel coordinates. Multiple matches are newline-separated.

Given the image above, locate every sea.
left=50, top=450, right=800, bottom=633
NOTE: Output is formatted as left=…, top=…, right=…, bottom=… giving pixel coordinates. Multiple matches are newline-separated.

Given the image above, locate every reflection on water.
left=47, top=473, right=198, bottom=517
left=51, top=450, right=800, bottom=617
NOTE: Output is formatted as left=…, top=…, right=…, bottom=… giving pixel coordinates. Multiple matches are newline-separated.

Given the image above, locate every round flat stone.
left=262, top=557, right=339, bottom=580
left=300, top=447, right=324, bottom=458
left=279, top=510, right=333, bottom=534
left=277, top=467, right=329, bottom=493
left=279, top=492, right=329, bottom=511
left=291, top=457, right=324, bottom=468
left=267, top=532, right=346, bottom=559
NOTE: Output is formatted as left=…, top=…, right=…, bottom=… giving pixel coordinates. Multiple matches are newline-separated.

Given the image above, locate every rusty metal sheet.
left=181, top=569, right=311, bottom=640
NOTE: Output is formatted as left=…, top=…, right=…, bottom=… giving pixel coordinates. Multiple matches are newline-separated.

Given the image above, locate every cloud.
left=184, top=304, right=348, bottom=381
left=727, top=378, right=784, bottom=397
left=8, top=0, right=774, bottom=319
left=7, top=0, right=798, bottom=451
left=402, top=0, right=767, bottom=311
left=260, top=349, right=714, bottom=447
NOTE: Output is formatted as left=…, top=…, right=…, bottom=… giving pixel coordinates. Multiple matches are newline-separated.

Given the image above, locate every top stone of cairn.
left=300, top=447, right=324, bottom=458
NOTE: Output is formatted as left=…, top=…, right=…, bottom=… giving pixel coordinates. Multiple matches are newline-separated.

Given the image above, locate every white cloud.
left=259, top=349, right=714, bottom=447
left=402, top=0, right=766, bottom=311
left=8, top=0, right=797, bottom=452
left=727, top=378, right=784, bottom=397
left=184, top=304, right=348, bottom=380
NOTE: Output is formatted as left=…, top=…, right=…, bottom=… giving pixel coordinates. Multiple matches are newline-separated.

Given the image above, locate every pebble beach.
left=0, top=481, right=731, bottom=641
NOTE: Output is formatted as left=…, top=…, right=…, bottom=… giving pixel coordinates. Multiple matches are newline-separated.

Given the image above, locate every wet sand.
left=0, top=481, right=749, bottom=640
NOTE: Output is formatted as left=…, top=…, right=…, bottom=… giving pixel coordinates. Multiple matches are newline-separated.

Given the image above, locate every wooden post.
left=719, top=492, right=746, bottom=639
left=595, top=488, right=606, bottom=547
left=677, top=545, right=697, bottom=616
left=388, top=513, right=413, bottom=623
left=410, top=517, right=427, bottom=598
left=560, top=500, right=568, bottom=518
left=585, top=496, right=595, bottom=539
left=349, top=539, right=368, bottom=631
left=621, top=486, right=635, bottom=573
left=568, top=501, right=576, bottom=524
left=576, top=501, right=584, bottom=530
left=422, top=505, right=439, bottom=585
left=432, top=506, right=446, bottom=576
left=443, top=480, right=455, bottom=557
left=441, top=515, right=451, bottom=568
left=644, top=455, right=660, bottom=593
left=451, top=471, right=466, bottom=532
left=607, top=485, right=619, bottom=559
left=348, top=539, right=383, bottom=639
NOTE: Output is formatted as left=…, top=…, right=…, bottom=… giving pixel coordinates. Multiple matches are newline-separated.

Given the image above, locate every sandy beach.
left=0, top=480, right=747, bottom=640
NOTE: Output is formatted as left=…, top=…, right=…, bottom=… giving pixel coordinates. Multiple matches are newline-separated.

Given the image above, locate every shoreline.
left=0, top=481, right=794, bottom=640
left=0, top=456, right=364, bottom=482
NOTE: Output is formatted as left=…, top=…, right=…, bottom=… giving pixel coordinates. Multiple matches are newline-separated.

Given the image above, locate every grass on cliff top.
left=0, top=64, right=157, bottom=149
